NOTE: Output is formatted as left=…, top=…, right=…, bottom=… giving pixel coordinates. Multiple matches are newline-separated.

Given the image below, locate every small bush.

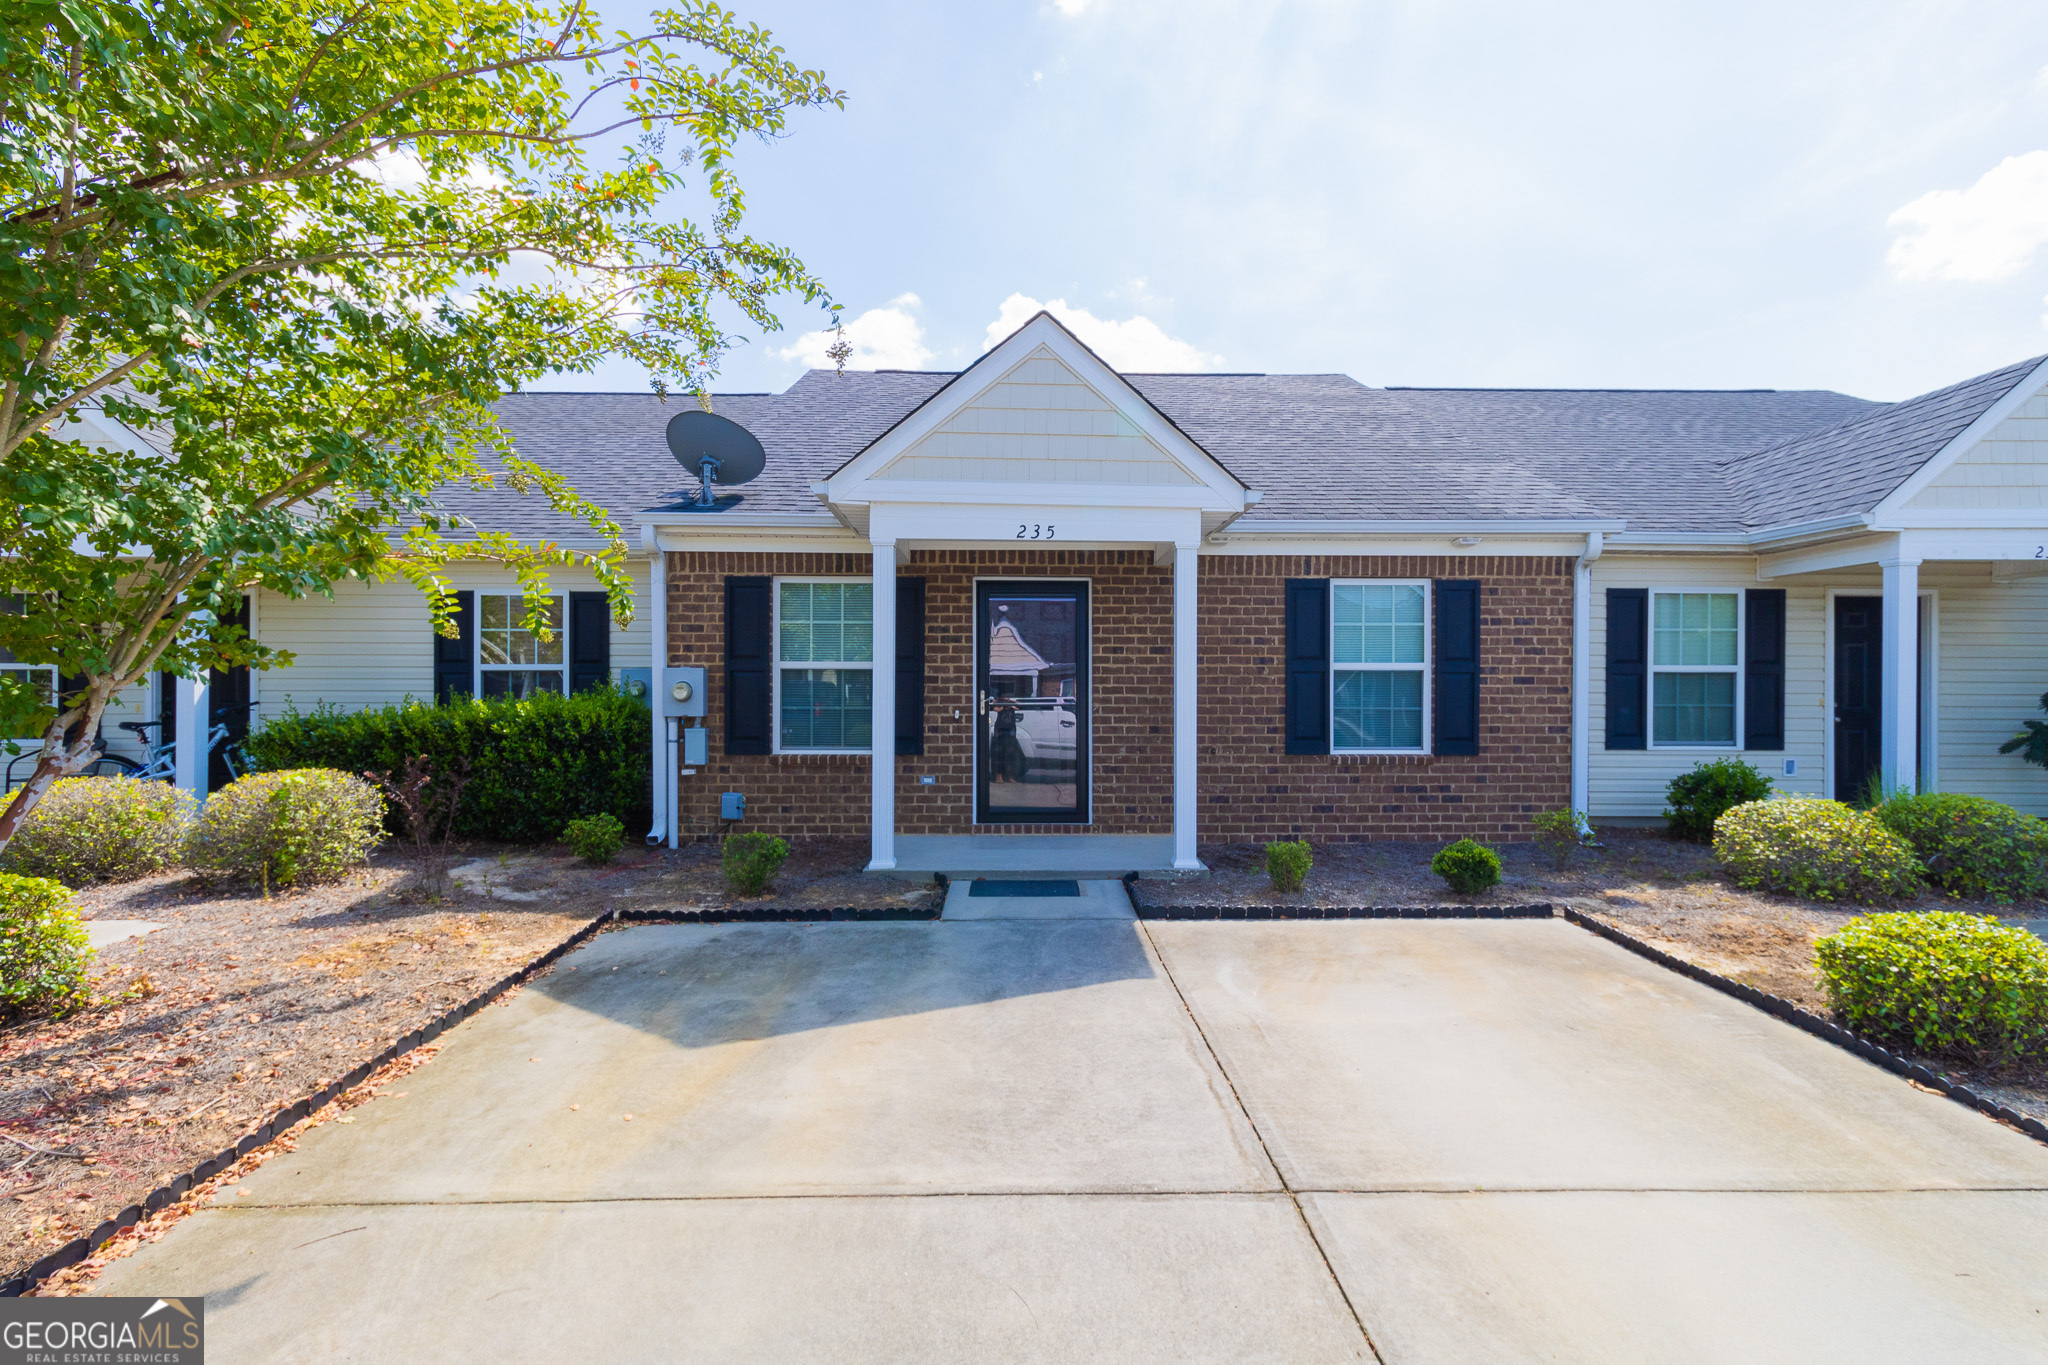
left=563, top=813, right=626, bottom=866
left=1265, top=839, right=1312, bottom=893
left=1665, top=757, right=1774, bottom=842
left=188, top=768, right=385, bottom=887
left=243, top=688, right=651, bottom=844
left=0, top=873, right=90, bottom=1016
left=721, top=832, right=788, bottom=897
left=1532, top=807, right=1584, bottom=869
left=1, top=777, right=193, bottom=884
left=1816, top=911, right=2048, bottom=1065
left=1431, top=838, right=1502, bottom=894
left=1871, top=792, right=2048, bottom=904
left=1712, top=798, right=1920, bottom=904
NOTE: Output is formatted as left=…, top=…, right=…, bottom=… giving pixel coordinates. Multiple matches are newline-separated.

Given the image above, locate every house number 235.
left=1017, top=523, right=1055, bottom=540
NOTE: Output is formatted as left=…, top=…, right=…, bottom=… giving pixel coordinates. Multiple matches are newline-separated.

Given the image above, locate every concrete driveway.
left=90, top=918, right=2048, bottom=1362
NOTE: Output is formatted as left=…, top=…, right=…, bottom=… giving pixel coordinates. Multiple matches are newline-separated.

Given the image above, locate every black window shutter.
left=1432, top=579, right=1481, bottom=756
left=895, top=577, right=926, bottom=756
left=1743, top=588, right=1786, bottom=751
left=568, top=591, right=611, bottom=693
left=433, top=590, right=474, bottom=703
left=724, top=576, right=772, bottom=755
left=1605, top=588, right=1648, bottom=750
left=1284, top=578, right=1330, bottom=755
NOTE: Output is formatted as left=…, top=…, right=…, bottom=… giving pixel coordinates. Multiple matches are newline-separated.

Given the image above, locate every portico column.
left=172, top=673, right=209, bottom=802
left=868, top=540, right=898, bottom=871
left=1172, top=539, right=1201, bottom=870
left=1880, top=555, right=1921, bottom=796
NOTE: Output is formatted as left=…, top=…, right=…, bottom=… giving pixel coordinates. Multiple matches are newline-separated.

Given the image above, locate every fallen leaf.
left=569, top=1104, right=579, bottom=1112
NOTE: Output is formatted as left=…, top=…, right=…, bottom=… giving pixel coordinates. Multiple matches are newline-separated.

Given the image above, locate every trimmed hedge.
left=245, top=689, right=651, bottom=845
left=1665, top=757, right=1773, bottom=843
left=722, top=832, right=788, bottom=896
left=1871, top=792, right=2048, bottom=904
left=1, top=777, right=193, bottom=884
left=188, top=769, right=385, bottom=887
left=1816, top=911, right=2048, bottom=1065
left=0, top=873, right=90, bottom=1016
left=1713, top=798, right=1921, bottom=904
left=1432, top=838, right=1502, bottom=894
left=1265, top=839, right=1311, bottom=893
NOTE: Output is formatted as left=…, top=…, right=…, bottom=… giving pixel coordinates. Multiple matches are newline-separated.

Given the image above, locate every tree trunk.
left=0, top=689, right=113, bottom=855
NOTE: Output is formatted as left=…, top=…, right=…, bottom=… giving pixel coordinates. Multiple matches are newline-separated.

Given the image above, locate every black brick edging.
left=1134, top=902, right=1556, bottom=920
left=0, top=910, right=624, bottom=1298
left=1563, top=907, right=2048, bottom=1150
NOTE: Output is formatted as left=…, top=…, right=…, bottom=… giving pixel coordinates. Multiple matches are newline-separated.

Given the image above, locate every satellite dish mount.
left=664, top=410, right=767, bottom=512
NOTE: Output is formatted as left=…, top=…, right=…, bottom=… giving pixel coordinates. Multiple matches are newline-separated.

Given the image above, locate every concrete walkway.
left=89, top=920, right=2048, bottom=1362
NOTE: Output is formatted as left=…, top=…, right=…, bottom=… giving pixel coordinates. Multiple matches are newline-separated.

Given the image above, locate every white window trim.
left=1646, top=587, right=1744, bottom=750
left=1329, top=578, right=1432, bottom=755
left=474, top=591, right=568, bottom=698
left=772, top=575, right=876, bottom=756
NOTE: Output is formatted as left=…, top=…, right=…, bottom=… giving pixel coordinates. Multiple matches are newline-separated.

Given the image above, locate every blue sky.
left=539, top=0, right=2048, bottom=403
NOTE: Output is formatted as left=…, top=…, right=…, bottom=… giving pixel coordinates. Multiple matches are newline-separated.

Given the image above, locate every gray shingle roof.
left=442, top=354, right=2041, bottom=541
left=1716, top=355, right=2045, bottom=528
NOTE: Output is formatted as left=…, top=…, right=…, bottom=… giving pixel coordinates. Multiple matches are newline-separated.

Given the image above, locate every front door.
left=976, top=581, right=1088, bottom=824
left=1834, top=595, right=1882, bottom=802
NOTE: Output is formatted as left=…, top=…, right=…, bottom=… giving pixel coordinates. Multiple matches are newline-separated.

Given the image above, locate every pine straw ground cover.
left=1135, top=829, right=2048, bottom=1124
left=0, top=836, right=933, bottom=1282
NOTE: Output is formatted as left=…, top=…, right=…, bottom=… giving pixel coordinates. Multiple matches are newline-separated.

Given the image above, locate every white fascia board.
left=871, top=501, right=1201, bottom=547
left=1238, top=518, right=1627, bottom=535
left=822, top=313, right=1249, bottom=508
left=1871, top=353, right=2048, bottom=519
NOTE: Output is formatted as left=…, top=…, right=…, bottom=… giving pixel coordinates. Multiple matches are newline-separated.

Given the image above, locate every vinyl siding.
left=251, top=559, right=651, bottom=723
left=1907, top=382, right=2048, bottom=511
left=1587, top=555, right=1826, bottom=818
left=1934, top=575, right=2048, bottom=814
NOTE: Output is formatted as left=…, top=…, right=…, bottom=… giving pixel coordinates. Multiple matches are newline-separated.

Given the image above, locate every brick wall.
left=665, top=549, right=1572, bottom=843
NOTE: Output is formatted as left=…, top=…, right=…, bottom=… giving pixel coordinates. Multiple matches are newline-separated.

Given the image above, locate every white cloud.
left=1887, top=151, right=2048, bottom=283
left=983, top=293, right=1224, bottom=371
left=778, top=293, right=933, bottom=369
left=1052, top=0, right=1093, bottom=15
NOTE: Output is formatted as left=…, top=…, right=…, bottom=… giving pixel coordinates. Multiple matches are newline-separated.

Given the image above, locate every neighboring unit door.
left=1834, top=595, right=1882, bottom=803
left=209, top=596, right=252, bottom=790
left=975, top=581, right=1088, bottom=824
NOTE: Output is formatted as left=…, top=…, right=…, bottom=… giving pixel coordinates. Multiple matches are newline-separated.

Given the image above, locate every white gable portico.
left=816, top=313, right=1258, bottom=872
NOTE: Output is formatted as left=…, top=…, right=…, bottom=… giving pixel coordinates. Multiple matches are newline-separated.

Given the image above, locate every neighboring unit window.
left=478, top=594, right=564, bottom=698
left=1330, top=581, right=1428, bottom=752
left=0, top=595, right=56, bottom=731
left=777, top=579, right=873, bottom=751
left=1651, top=591, right=1738, bottom=745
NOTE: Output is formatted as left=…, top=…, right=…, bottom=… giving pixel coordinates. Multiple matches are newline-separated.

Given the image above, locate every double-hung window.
left=1650, top=591, right=1739, bottom=746
left=1330, top=580, right=1429, bottom=752
left=776, top=579, right=873, bottom=752
left=0, top=596, right=55, bottom=728
left=478, top=594, right=564, bottom=699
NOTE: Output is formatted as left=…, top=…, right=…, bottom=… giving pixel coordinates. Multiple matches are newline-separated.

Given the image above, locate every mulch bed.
left=1135, top=830, right=2048, bottom=1123
left=0, top=835, right=936, bottom=1282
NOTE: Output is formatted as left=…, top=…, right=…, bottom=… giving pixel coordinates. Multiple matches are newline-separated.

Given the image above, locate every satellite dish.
left=666, top=411, right=766, bottom=508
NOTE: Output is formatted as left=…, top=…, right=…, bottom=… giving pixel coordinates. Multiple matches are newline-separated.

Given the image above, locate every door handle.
left=978, top=690, right=987, bottom=716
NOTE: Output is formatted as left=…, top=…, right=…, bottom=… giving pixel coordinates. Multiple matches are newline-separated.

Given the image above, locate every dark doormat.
left=970, top=879, right=1081, bottom=897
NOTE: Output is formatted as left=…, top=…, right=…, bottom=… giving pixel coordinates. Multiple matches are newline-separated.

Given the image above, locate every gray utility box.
left=662, top=665, right=707, bottom=718
left=683, top=727, right=708, bottom=766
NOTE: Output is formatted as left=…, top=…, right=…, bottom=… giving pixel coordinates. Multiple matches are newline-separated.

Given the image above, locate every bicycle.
left=12, top=702, right=255, bottom=787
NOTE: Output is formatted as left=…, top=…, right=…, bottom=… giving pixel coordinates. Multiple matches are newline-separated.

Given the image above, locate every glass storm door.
left=976, top=582, right=1089, bottom=824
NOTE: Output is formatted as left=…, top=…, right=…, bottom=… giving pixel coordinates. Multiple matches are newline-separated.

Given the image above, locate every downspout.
left=644, top=525, right=670, bottom=847
left=1570, top=530, right=1604, bottom=820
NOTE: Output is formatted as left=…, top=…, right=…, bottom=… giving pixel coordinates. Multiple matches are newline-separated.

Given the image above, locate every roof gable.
left=824, top=312, right=1247, bottom=512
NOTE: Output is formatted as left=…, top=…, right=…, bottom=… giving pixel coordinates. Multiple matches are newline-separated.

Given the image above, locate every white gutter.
left=643, top=523, right=669, bottom=848
left=1233, top=518, right=1627, bottom=536
left=1570, top=530, right=1604, bottom=818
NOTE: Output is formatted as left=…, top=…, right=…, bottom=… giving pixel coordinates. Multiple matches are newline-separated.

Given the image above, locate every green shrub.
left=188, top=768, right=385, bottom=887
left=1816, top=911, right=2048, bottom=1065
left=1664, top=757, right=1773, bottom=842
left=1, top=777, right=193, bottom=884
left=243, top=688, right=651, bottom=845
left=721, top=832, right=788, bottom=897
left=1431, top=838, right=1502, bottom=894
left=1265, top=839, right=1311, bottom=893
left=1532, top=807, right=1584, bottom=869
left=0, top=873, right=91, bottom=1016
left=1871, top=792, right=2048, bottom=904
left=1712, top=798, right=1920, bottom=904
left=562, top=812, right=626, bottom=866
